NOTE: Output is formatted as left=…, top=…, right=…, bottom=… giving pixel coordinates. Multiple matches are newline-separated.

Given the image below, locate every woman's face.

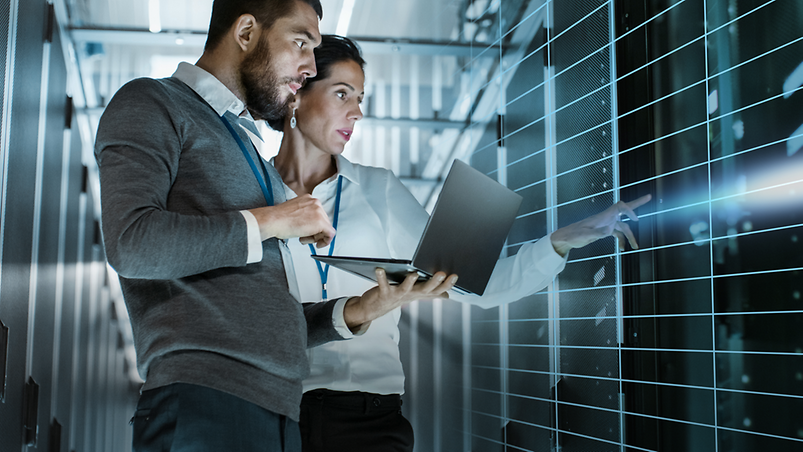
left=294, top=59, right=365, bottom=156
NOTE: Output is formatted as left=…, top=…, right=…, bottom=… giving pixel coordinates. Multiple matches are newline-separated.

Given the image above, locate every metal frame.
left=0, top=0, right=19, bottom=289
left=69, top=27, right=493, bottom=57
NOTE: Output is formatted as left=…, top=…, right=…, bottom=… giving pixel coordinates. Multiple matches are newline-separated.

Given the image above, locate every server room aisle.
left=1, top=1, right=139, bottom=451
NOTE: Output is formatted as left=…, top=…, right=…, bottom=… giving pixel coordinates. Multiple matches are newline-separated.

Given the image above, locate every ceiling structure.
left=52, top=0, right=544, bottom=208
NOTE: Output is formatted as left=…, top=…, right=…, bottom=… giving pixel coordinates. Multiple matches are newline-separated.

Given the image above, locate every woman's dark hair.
left=205, top=0, right=323, bottom=51
left=267, top=34, right=366, bottom=131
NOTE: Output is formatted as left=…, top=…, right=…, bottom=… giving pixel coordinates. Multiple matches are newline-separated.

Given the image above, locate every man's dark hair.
left=267, top=34, right=365, bottom=131
left=205, top=0, right=323, bottom=51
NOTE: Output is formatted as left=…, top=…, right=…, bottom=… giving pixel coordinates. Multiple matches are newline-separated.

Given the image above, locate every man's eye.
left=296, top=41, right=304, bottom=48
left=336, top=92, right=346, bottom=99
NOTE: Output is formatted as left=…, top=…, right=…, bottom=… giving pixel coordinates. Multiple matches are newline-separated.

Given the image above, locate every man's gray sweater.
left=94, top=76, right=342, bottom=421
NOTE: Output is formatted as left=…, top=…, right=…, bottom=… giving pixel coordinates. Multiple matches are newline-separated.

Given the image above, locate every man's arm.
left=247, top=195, right=335, bottom=247
left=302, top=299, right=346, bottom=348
left=95, top=79, right=335, bottom=280
left=95, top=80, right=249, bottom=279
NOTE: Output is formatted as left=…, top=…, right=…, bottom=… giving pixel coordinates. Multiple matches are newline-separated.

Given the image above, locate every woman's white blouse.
left=277, top=155, right=568, bottom=395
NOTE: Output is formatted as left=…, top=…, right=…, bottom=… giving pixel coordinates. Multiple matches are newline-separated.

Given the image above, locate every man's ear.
left=232, top=14, right=261, bottom=52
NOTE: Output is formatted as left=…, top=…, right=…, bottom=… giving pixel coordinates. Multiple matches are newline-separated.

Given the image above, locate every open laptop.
left=313, top=159, right=523, bottom=295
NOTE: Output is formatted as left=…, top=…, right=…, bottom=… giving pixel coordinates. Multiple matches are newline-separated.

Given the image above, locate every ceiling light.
left=149, top=0, right=162, bottom=33
left=336, top=0, right=356, bottom=36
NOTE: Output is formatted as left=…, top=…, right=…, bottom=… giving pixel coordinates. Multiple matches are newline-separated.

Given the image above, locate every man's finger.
left=313, top=229, right=335, bottom=248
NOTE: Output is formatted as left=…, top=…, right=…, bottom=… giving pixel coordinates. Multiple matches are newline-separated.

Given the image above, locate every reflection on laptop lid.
left=313, top=159, right=523, bottom=295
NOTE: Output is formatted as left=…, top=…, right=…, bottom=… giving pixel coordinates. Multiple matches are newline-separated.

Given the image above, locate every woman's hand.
left=343, top=268, right=457, bottom=332
left=550, top=194, right=652, bottom=256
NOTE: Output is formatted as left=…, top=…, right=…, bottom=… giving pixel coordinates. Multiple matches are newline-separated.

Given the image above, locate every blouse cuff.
left=534, top=232, right=570, bottom=273
left=240, top=210, right=263, bottom=264
left=332, top=297, right=371, bottom=338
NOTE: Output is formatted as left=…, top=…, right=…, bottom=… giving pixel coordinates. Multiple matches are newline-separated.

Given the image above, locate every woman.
left=269, top=35, right=648, bottom=452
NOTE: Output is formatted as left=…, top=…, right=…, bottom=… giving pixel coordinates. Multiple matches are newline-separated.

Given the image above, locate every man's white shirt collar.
left=172, top=62, right=263, bottom=141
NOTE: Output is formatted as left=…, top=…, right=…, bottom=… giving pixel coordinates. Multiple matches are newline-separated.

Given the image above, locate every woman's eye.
left=336, top=92, right=346, bottom=99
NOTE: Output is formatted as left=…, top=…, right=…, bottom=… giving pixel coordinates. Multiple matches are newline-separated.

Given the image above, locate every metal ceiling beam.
left=352, top=37, right=493, bottom=57
left=361, top=117, right=464, bottom=130
left=70, top=27, right=208, bottom=47
left=69, top=27, right=494, bottom=57
left=79, top=107, right=464, bottom=130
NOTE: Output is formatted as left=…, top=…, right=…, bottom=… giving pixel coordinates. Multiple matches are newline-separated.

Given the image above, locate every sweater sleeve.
left=302, top=299, right=348, bottom=348
left=94, top=79, right=249, bottom=280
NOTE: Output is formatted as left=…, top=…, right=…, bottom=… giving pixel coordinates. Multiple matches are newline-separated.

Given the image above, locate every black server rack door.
left=0, top=0, right=47, bottom=448
left=28, top=17, right=69, bottom=450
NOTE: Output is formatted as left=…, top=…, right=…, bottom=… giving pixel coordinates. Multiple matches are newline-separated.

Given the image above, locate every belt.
left=302, top=389, right=402, bottom=414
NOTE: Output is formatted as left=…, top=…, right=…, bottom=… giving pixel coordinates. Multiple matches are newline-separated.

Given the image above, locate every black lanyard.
left=308, top=175, right=343, bottom=300
left=220, top=115, right=274, bottom=206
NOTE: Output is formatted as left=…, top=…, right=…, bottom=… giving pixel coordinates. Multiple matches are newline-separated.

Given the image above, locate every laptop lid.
left=408, top=159, right=522, bottom=295
left=314, top=159, right=522, bottom=295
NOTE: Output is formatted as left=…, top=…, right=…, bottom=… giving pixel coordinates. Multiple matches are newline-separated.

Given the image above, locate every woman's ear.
left=288, top=95, right=301, bottom=111
left=286, top=96, right=302, bottom=130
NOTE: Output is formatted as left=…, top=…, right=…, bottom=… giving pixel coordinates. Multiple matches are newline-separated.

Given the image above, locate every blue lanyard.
left=309, top=175, right=343, bottom=300
left=220, top=115, right=274, bottom=206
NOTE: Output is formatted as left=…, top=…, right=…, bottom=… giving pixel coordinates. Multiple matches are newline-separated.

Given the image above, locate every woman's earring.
left=290, top=108, right=297, bottom=129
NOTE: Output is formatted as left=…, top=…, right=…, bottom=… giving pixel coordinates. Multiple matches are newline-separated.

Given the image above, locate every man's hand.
left=248, top=194, right=336, bottom=248
left=343, top=268, right=458, bottom=332
left=550, top=194, right=652, bottom=257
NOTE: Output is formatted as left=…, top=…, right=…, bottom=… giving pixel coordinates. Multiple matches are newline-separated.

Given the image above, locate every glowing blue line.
left=508, top=167, right=803, bottom=229
left=469, top=385, right=803, bottom=446
left=470, top=367, right=803, bottom=401
left=463, top=265, right=803, bottom=301
left=493, top=308, right=803, bottom=323
left=470, top=0, right=780, bottom=139
left=470, top=2, right=800, bottom=172
left=473, top=0, right=686, bottom=121
left=476, top=309, right=803, bottom=326
left=475, top=44, right=803, bottom=174
left=469, top=385, right=803, bottom=444
left=469, top=342, right=803, bottom=358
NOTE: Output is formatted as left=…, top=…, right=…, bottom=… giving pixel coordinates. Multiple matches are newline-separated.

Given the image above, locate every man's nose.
left=301, top=54, right=317, bottom=80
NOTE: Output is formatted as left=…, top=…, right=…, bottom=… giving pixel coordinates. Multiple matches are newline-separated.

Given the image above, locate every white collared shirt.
left=277, top=155, right=569, bottom=395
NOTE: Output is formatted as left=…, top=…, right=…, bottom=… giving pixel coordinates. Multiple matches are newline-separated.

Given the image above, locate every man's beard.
left=239, top=37, right=297, bottom=121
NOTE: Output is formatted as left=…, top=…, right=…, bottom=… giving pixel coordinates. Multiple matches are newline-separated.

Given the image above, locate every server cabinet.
left=0, top=0, right=48, bottom=447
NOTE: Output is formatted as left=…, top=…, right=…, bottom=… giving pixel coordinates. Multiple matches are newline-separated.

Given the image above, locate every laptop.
left=313, top=159, right=523, bottom=295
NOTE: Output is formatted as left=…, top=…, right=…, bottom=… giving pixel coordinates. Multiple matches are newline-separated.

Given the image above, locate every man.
left=94, top=1, right=454, bottom=450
